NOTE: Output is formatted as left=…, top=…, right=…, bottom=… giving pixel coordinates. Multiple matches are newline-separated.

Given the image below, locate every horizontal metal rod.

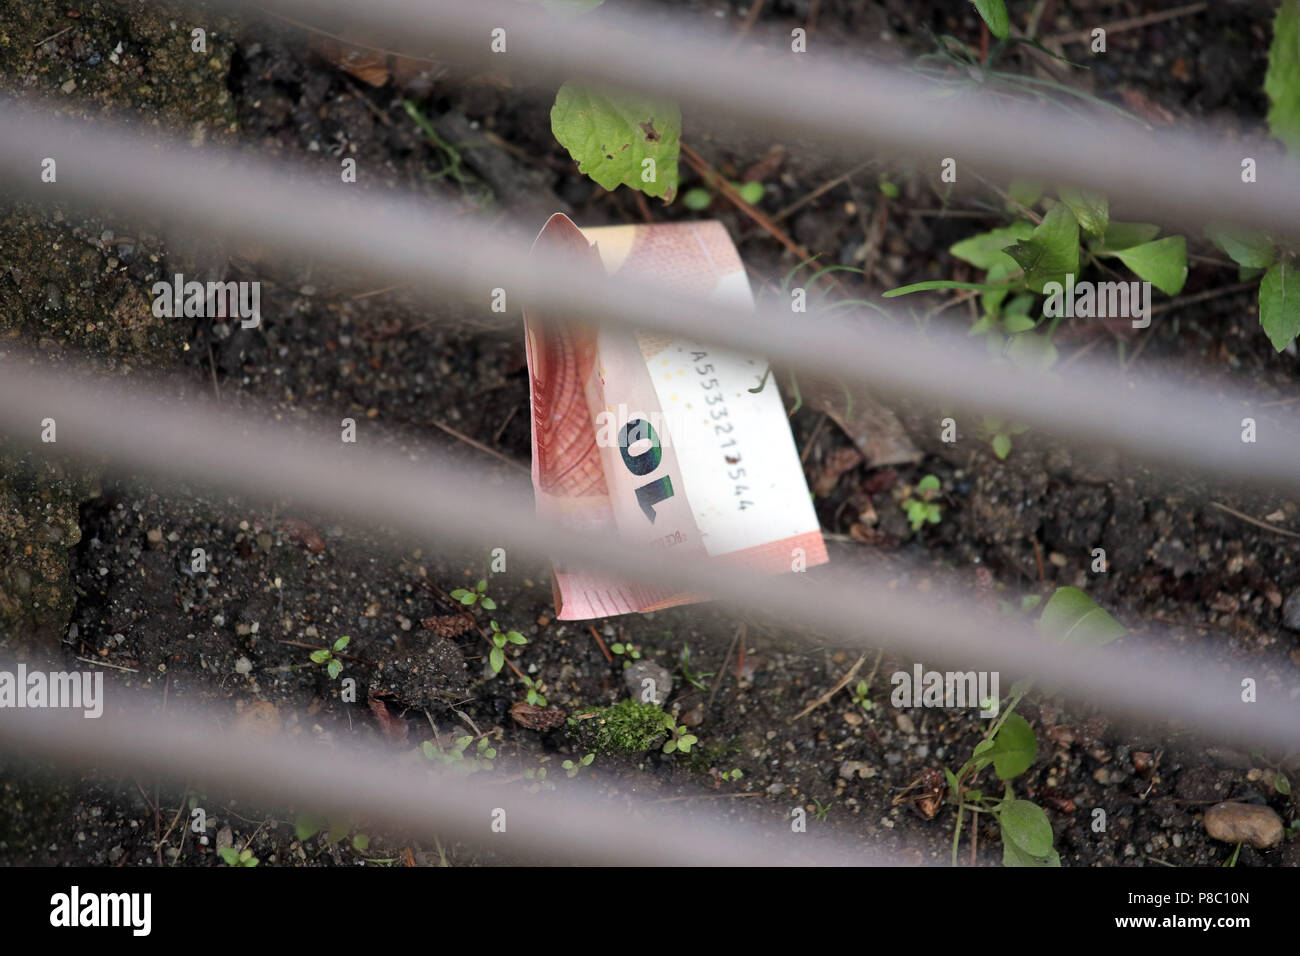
left=226, top=0, right=1300, bottom=241
left=1, top=354, right=1296, bottom=758
left=0, top=688, right=877, bottom=866
left=0, top=103, right=1296, bottom=504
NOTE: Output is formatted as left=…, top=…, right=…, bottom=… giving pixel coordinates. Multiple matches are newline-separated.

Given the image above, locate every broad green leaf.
left=1265, top=0, right=1300, bottom=156
left=986, top=712, right=1037, bottom=779
left=1100, top=221, right=1160, bottom=251
left=991, top=433, right=1011, bottom=459
left=552, top=81, right=681, bottom=201
left=972, top=0, right=1010, bottom=39
left=1001, top=832, right=1061, bottom=867
left=982, top=259, right=1016, bottom=314
left=1260, top=261, right=1300, bottom=351
left=999, top=799, right=1054, bottom=857
left=917, top=475, right=940, bottom=493
left=1056, top=185, right=1109, bottom=238
left=1038, top=586, right=1127, bottom=645
left=489, top=646, right=505, bottom=673
left=1003, top=204, right=1079, bottom=293
left=352, top=833, right=371, bottom=851
left=219, top=847, right=240, bottom=865
left=1107, top=236, right=1187, bottom=295
left=1007, top=179, right=1043, bottom=209
left=950, top=222, right=1034, bottom=270
left=294, top=812, right=326, bottom=842
left=326, top=818, right=349, bottom=844
left=1205, top=225, right=1276, bottom=270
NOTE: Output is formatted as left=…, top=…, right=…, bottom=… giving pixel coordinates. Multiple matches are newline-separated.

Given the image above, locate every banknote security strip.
left=523, top=214, right=827, bottom=620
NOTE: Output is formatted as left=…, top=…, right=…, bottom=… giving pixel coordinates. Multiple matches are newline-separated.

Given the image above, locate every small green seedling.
left=295, top=812, right=371, bottom=851
left=812, top=799, right=833, bottom=822
left=520, top=673, right=547, bottom=707
left=523, top=765, right=555, bottom=793
left=902, top=474, right=943, bottom=532
left=561, top=753, right=596, bottom=777
left=610, top=641, right=642, bottom=669
left=679, top=643, right=714, bottom=691
left=944, top=586, right=1126, bottom=867
left=310, top=635, right=350, bottom=679
left=451, top=579, right=495, bottom=610
left=219, top=847, right=259, bottom=867
left=488, top=619, right=528, bottom=674
left=850, top=678, right=875, bottom=712
left=979, top=415, right=1031, bottom=461
left=682, top=180, right=764, bottom=211
left=662, top=715, right=699, bottom=755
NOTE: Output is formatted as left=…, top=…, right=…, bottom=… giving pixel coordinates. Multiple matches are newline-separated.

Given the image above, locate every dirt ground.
left=1, top=0, right=1298, bottom=867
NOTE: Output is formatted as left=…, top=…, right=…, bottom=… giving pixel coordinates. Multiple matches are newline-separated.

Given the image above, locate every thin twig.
left=1208, top=501, right=1300, bottom=540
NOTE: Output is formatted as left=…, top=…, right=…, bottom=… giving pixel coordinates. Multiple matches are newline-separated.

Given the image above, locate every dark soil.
left=1, top=0, right=1298, bottom=868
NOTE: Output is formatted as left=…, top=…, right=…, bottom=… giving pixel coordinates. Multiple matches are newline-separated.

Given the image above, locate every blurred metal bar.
left=1, top=354, right=1296, bottom=756
left=0, top=104, right=1296, bottom=502
left=0, top=690, right=878, bottom=866
left=223, top=0, right=1300, bottom=240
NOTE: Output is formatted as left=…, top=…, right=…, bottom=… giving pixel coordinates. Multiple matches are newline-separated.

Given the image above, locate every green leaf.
left=581, top=753, right=595, bottom=766
left=333, top=635, right=351, bottom=652
left=352, top=833, right=371, bottom=851
left=489, top=647, right=505, bottom=673
left=663, top=739, right=678, bottom=754
left=294, top=812, right=326, bottom=842
left=1056, top=185, right=1109, bottom=238
left=1276, top=772, right=1293, bottom=796
left=326, top=819, right=349, bottom=844
left=1001, top=834, right=1061, bottom=867
left=1002, top=203, right=1079, bottom=293
left=1205, top=225, right=1276, bottom=270
left=1106, top=236, right=1187, bottom=295
left=972, top=0, right=1010, bottom=39
left=736, top=181, right=764, bottom=205
left=480, top=597, right=497, bottom=611
left=493, top=633, right=507, bottom=648
left=326, top=659, right=342, bottom=679
left=243, top=855, right=259, bottom=867
left=682, top=188, right=712, bottom=211
left=309, top=649, right=330, bottom=664
left=1260, top=261, right=1300, bottom=351
left=987, top=712, right=1037, bottom=779
left=1007, top=180, right=1043, bottom=209
left=950, top=223, right=1035, bottom=270
left=459, top=592, right=478, bottom=605
left=917, top=474, right=941, bottom=494
left=219, top=847, right=240, bottom=865
left=1100, top=221, right=1160, bottom=251
left=449, top=589, right=470, bottom=601
left=551, top=81, right=681, bottom=201
left=1266, top=0, right=1300, bottom=156
left=999, top=799, right=1054, bottom=856
left=991, top=433, right=1012, bottom=460
left=882, top=280, right=1016, bottom=297
left=610, top=643, right=626, bottom=654
left=1038, top=586, right=1127, bottom=645
left=507, top=631, right=528, bottom=645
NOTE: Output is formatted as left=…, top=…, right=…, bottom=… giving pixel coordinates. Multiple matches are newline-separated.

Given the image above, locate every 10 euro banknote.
left=523, top=213, right=827, bottom=620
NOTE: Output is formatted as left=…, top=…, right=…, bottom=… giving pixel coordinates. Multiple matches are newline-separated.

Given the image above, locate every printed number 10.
left=619, top=418, right=674, bottom=523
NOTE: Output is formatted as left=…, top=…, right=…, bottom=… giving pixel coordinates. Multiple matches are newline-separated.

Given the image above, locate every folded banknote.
left=523, top=213, right=827, bottom=620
